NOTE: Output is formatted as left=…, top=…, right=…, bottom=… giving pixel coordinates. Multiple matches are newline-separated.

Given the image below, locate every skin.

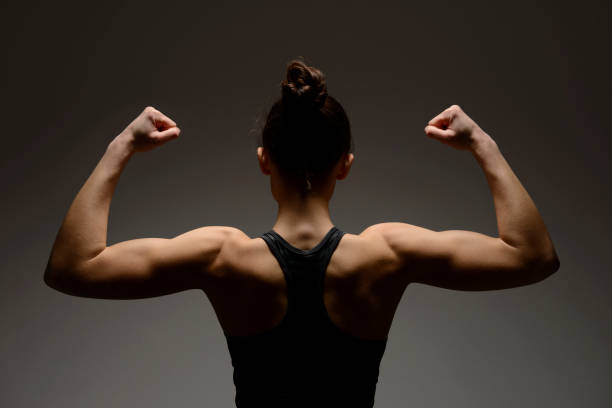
left=44, top=104, right=560, bottom=340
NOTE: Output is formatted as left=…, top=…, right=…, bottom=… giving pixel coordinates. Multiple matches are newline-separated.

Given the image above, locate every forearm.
left=46, top=132, right=135, bottom=273
left=470, top=129, right=558, bottom=264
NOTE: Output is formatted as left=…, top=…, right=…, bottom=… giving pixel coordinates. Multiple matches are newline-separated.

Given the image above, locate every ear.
left=257, top=146, right=271, bottom=175
left=336, top=153, right=354, bottom=180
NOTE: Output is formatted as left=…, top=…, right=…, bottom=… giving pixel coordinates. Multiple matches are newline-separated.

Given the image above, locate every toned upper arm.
left=361, top=222, right=559, bottom=291
left=44, top=226, right=244, bottom=299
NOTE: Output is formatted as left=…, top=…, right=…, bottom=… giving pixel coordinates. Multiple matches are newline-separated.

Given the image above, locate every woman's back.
left=212, top=225, right=399, bottom=407
left=207, top=225, right=404, bottom=341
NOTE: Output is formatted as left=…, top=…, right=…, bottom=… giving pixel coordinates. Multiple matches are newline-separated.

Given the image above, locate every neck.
left=272, top=192, right=334, bottom=237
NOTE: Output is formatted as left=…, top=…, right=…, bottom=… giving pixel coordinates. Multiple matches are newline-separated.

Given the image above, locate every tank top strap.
left=260, top=226, right=345, bottom=324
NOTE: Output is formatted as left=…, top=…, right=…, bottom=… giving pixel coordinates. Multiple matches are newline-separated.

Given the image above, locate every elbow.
left=44, top=262, right=58, bottom=287
left=527, top=252, right=560, bottom=283
left=44, top=264, right=83, bottom=294
left=44, top=264, right=67, bottom=291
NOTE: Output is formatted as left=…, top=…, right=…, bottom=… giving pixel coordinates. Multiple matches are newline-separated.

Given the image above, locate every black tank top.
left=223, top=226, right=388, bottom=408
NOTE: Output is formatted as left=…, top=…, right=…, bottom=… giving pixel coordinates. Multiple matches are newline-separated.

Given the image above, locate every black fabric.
left=224, top=226, right=388, bottom=408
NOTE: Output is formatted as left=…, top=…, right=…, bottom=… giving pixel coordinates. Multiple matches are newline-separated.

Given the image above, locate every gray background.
left=2, top=1, right=610, bottom=407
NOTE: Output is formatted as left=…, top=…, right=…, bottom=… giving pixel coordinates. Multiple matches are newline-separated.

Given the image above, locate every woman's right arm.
left=364, top=105, right=560, bottom=291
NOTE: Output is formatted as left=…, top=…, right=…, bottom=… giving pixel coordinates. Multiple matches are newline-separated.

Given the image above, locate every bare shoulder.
left=358, top=221, right=474, bottom=271
left=356, top=222, right=444, bottom=283
left=213, top=228, right=279, bottom=279
left=208, top=226, right=254, bottom=257
left=360, top=222, right=460, bottom=284
left=321, top=225, right=405, bottom=281
left=180, top=225, right=247, bottom=258
left=359, top=221, right=463, bottom=261
left=358, top=222, right=424, bottom=254
left=173, top=226, right=250, bottom=276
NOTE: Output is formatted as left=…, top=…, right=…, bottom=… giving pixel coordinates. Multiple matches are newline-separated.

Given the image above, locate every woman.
left=44, top=58, right=560, bottom=407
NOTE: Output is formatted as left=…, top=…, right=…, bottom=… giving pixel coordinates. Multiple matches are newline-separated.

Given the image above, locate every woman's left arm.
left=44, top=106, right=236, bottom=299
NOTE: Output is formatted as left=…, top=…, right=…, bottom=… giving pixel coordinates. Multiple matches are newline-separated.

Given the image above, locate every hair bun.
left=281, top=58, right=328, bottom=111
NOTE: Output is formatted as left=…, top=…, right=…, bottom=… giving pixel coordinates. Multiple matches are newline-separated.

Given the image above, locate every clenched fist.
left=424, top=104, right=487, bottom=151
left=120, top=106, right=181, bottom=153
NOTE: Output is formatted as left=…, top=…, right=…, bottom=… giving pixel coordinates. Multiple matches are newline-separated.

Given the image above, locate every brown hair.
left=257, top=57, right=353, bottom=194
